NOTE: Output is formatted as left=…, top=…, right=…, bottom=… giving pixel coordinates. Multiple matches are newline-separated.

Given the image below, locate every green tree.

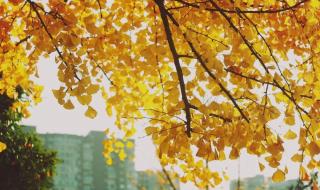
left=0, top=89, right=57, bottom=190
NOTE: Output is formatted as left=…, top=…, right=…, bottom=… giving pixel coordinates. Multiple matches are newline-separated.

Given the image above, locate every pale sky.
left=22, top=55, right=302, bottom=190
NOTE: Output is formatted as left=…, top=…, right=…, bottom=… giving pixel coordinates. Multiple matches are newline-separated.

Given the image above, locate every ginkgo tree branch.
left=168, top=0, right=310, bottom=133
left=121, top=115, right=174, bottom=125
left=83, top=44, right=117, bottom=87
left=185, top=39, right=250, bottom=123
left=155, top=0, right=192, bottom=137
left=188, top=104, right=232, bottom=123
left=27, top=0, right=81, bottom=81
left=186, top=26, right=228, bottom=48
left=237, top=10, right=292, bottom=90
left=31, top=1, right=68, bottom=26
left=138, top=108, right=187, bottom=125
left=176, top=50, right=284, bottom=90
left=209, top=0, right=270, bottom=74
left=96, top=0, right=103, bottom=18
left=173, top=0, right=308, bottom=14
left=208, top=0, right=306, bottom=109
left=225, top=68, right=274, bottom=86
left=167, top=0, right=310, bottom=136
left=209, top=0, right=314, bottom=138
left=140, top=124, right=185, bottom=138
left=154, top=5, right=165, bottom=112
left=15, top=35, right=31, bottom=46
left=164, top=7, right=250, bottom=123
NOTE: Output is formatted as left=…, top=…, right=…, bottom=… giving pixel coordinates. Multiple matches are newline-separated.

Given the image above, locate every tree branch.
left=162, top=167, right=177, bottom=190
left=165, top=8, right=250, bottom=123
left=155, top=0, right=192, bottom=137
left=173, top=0, right=308, bottom=14
left=27, top=0, right=80, bottom=81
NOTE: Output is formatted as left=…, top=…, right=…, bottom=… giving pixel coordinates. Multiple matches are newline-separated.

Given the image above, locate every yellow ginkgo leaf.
left=284, top=166, right=288, bottom=174
left=85, top=106, right=97, bottom=119
left=310, top=0, right=320, bottom=8
left=52, top=87, right=65, bottom=105
left=77, top=95, right=92, bottom=105
left=126, top=141, right=134, bottom=149
left=300, top=166, right=309, bottom=181
left=63, top=100, right=74, bottom=110
left=119, top=150, right=127, bottom=161
left=87, top=84, right=100, bottom=94
left=229, top=147, right=239, bottom=160
left=0, top=142, right=7, bottom=153
left=284, top=116, right=295, bottom=126
left=284, top=129, right=297, bottom=140
left=106, top=157, right=113, bottom=165
left=272, top=169, right=285, bottom=183
left=145, top=127, right=158, bottom=135
left=286, top=0, right=295, bottom=6
left=291, top=153, right=303, bottom=162
left=259, top=162, right=265, bottom=171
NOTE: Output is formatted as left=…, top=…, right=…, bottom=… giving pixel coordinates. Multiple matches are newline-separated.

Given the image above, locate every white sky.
left=22, top=55, right=302, bottom=190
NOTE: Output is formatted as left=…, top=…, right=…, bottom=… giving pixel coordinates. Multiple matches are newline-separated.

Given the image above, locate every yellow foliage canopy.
left=2, top=0, right=320, bottom=187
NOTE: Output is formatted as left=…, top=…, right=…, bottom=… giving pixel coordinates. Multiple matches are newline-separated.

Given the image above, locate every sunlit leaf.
left=0, top=142, right=7, bottom=153
left=85, top=106, right=97, bottom=119
left=272, top=169, right=285, bottom=183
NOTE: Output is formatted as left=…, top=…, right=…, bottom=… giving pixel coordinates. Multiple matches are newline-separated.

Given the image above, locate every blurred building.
left=267, top=179, right=298, bottom=190
left=40, top=131, right=136, bottom=190
left=41, top=134, right=83, bottom=190
left=230, top=175, right=265, bottom=190
left=230, top=175, right=297, bottom=190
left=21, top=125, right=37, bottom=133
left=22, top=126, right=179, bottom=190
left=81, top=131, right=136, bottom=190
left=137, top=170, right=180, bottom=190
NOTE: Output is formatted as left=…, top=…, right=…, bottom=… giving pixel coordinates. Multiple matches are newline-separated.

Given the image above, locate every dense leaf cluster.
left=2, top=0, right=320, bottom=188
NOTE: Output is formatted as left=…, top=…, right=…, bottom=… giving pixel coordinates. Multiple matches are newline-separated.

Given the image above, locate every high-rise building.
left=230, top=175, right=265, bottom=190
left=230, top=175, right=298, bottom=190
left=24, top=127, right=180, bottom=190
left=41, top=134, right=83, bottom=190
left=40, top=131, right=137, bottom=190
left=81, top=131, right=136, bottom=190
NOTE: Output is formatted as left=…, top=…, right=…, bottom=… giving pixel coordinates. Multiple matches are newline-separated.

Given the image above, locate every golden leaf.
left=145, top=127, right=158, bottom=135
left=259, top=162, right=265, bottom=172
left=77, top=95, right=92, bottom=105
left=229, top=147, right=239, bottom=160
left=272, top=169, right=285, bottom=183
left=284, top=129, right=297, bottom=140
left=85, top=106, right=97, bottom=119
left=0, top=142, right=7, bottom=153
left=63, top=100, right=74, bottom=110
left=87, top=84, right=100, bottom=94
left=291, top=154, right=303, bottom=162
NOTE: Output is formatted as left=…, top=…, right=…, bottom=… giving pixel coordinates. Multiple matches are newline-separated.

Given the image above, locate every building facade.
left=41, top=134, right=83, bottom=190
left=40, top=131, right=137, bottom=190
left=230, top=175, right=298, bottom=190
left=35, top=129, right=180, bottom=190
left=137, top=170, right=180, bottom=190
